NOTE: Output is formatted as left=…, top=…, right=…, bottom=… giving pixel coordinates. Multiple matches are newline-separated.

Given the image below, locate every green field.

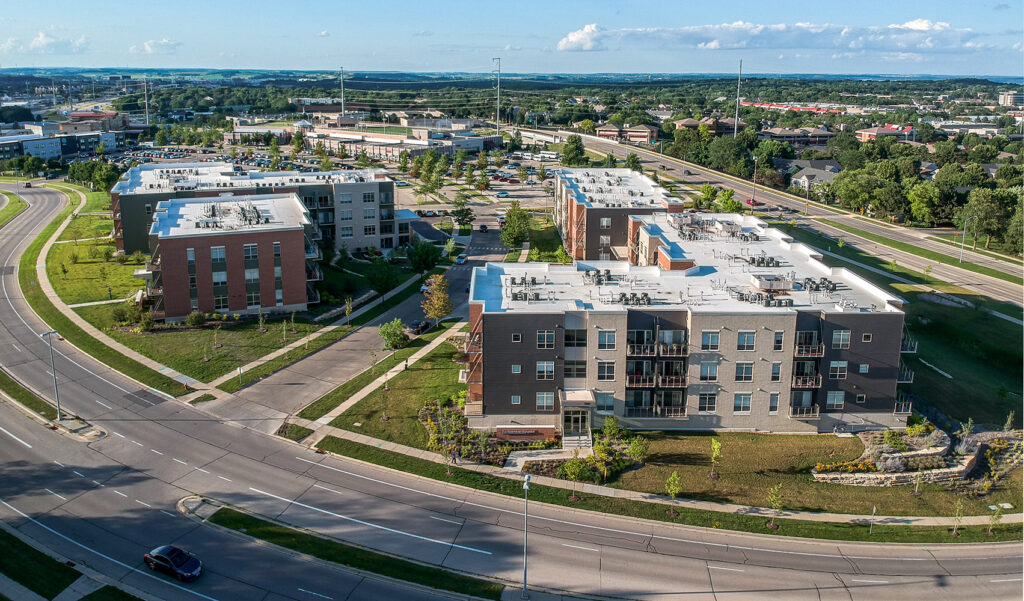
left=0, top=190, right=28, bottom=229
left=57, top=215, right=112, bottom=241
left=0, top=367, right=57, bottom=420
left=47, top=239, right=144, bottom=305
left=524, top=216, right=564, bottom=261
left=79, top=587, right=144, bottom=601
left=926, top=234, right=1022, bottom=264
left=0, top=527, right=81, bottom=599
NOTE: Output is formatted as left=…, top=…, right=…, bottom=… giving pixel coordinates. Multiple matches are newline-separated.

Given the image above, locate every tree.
left=603, top=153, right=618, bottom=168
left=561, top=134, right=587, bottom=167
left=378, top=317, right=408, bottom=350
left=408, top=239, right=442, bottom=275
left=517, top=166, right=528, bottom=182
left=319, top=153, right=333, bottom=172
left=699, top=183, right=718, bottom=209
left=716, top=188, right=743, bottom=213
left=500, top=201, right=530, bottom=248
left=452, top=206, right=474, bottom=227
left=988, top=505, right=1003, bottom=536
left=95, top=142, right=107, bottom=157
left=355, top=150, right=371, bottom=168
left=365, top=259, right=401, bottom=294
left=421, top=273, right=453, bottom=326
left=92, top=162, right=120, bottom=192
left=951, top=497, right=964, bottom=536
left=766, top=483, right=784, bottom=528
left=291, top=130, right=304, bottom=155
left=578, top=119, right=596, bottom=135
left=624, top=152, right=642, bottom=172
left=537, top=164, right=548, bottom=182
left=1005, top=202, right=1023, bottom=256
left=269, top=137, right=280, bottom=158
left=561, top=450, right=589, bottom=501
left=554, top=245, right=572, bottom=264
left=908, top=182, right=940, bottom=225
left=626, top=436, right=650, bottom=464
left=665, top=471, right=683, bottom=499
left=708, top=136, right=748, bottom=172
left=154, top=128, right=169, bottom=146
left=709, top=437, right=722, bottom=478
left=398, top=151, right=410, bottom=173
left=957, top=189, right=1006, bottom=249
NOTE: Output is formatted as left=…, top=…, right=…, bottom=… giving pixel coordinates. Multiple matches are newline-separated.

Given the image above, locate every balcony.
left=894, top=399, right=913, bottom=415
left=626, top=374, right=656, bottom=387
left=306, top=263, right=323, bottom=282
left=305, top=245, right=322, bottom=260
left=307, top=223, right=323, bottom=241
left=790, top=404, right=821, bottom=419
left=659, top=375, right=686, bottom=388
left=306, top=285, right=321, bottom=304
left=900, top=333, right=918, bottom=354
left=794, top=343, right=825, bottom=357
left=627, top=343, right=656, bottom=357
left=897, top=361, right=915, bottom=384
left=658, top=343, right=687, bottom=357
left=625, top=405, right=688, bottom=418
left=792, top=374, right=822, bottom=388
left=147, top=286, right=163, bottom=296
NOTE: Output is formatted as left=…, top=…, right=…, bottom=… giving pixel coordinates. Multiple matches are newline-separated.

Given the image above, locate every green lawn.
left=0, top=527, right=81, bottom=599
left=278, top=423, right=314, bottom=441
left=608, top=432, right=1021, bottom=516
left=46, top=182, right=109, bottom=212
left=524, top=216, right=564, bottom=261
left=0, top=190, right=28, bottom=229
left=78, top=587, right=143, bottom=601
left=355, top=125, right=413, bottom=135
left=189, top=393, right=217, bottom=405
left=0, top=367, right=57, bottom=419
left=57, top=215, right=112, bottom=241
left=503, top=250, right=522, bottom=262
left=209, top=508, right=502, bottom=600
left=329, top=340, right=464, bottom=448
left=47, top=239, right=145, bottom=305
left=317, top=437, right=1022, bottom=543
left=297, top=319, right=457, bottom=420
left=215, top=326, right=353, bottom=393
left=926, top=234, right=1022, bottom=264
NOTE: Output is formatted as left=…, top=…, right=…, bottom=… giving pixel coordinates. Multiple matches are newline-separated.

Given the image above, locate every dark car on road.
left=144, top=545, right=202, bottom=582
left=479, top=224, right=489, bottom=233
left=408, top=320, right=430, bottom=335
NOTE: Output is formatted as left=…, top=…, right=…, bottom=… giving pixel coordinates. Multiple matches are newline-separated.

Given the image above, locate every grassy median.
left=0, top=190, right=28, bottom=229
left=0, top=527, right=80, bottom=600
left=0, top=367, right=57, bottom=420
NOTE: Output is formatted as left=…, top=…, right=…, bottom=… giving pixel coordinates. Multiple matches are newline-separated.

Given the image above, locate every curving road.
left=0, top=183, right=1021, bottom=601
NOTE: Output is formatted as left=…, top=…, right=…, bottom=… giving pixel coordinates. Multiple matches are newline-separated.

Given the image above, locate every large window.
left=600, top=217, right=611, bottom=229
left=735, top=362, right=753, bottom=382
left=337, top=193, right=352, bottom=204
left=214, top=295, right=228, bottom=310
left=737, top=331, right=755, bottom=351
left=364, top=225, right=376, bottom=236
left=273, top=242, right=281, bottom=258
left=832, top=329, right=851, bottom=349
left=597, top=361, right=615, bottom=381
left=339, top=226, right=353, bottom=238
left=829, top=361, right=848, bottom=379
left=596, top=392, right=614, bottom=413
left=564, top=361, right=586, bottom=378
left=363, top=208, right=376, bottom=220
left=698, top=393, right=717, bottom=413
left=826, top=391, right=845, bottom=409
left=598, top=330, right=616, bottom=350
left=773, top=331, right=784, bottom=351
left=243, top=243, right=258, bottom=260
left=564, top=329, right=587, bottom=347
left=362, top=192, right=375, bottom=203
left=186, top=248, right=195, bottom=263
left=599, top=235, right=611, bottom=246
left=212, top=271, right=227, bottom=285
left=245, top=268, right=259, bottom=285
left=733, top=393, right=751, bottom=413
left=536, top=361, right=554, bottom=380
left=246, top=291, right=260, bottom=307
left=537, top=330, right=555, bottom=349
left=211, top=246, right=226, bottom=262
left=338, top=210, right=353, bottom=221
left=769, top=392, right=779, bottom=413
left=699, top=362, right=718, bottom=382
left=536, top=392, right=554, bottom=411
left=701, top=331, right=719, bottom=351
left=771, top=362, right=782, bottom=382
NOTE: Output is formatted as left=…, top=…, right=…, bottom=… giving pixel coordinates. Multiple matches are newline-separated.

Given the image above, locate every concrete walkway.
left=67, top=297, right=129, bottom=308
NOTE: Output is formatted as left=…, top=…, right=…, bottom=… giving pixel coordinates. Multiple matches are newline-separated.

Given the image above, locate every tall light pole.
left=959, top=215, right=978, bottom=263
left=521, top=473, right=531, bottom=599
left=493, top=57, right=501, bottom=137
left=751, top=155, right=758, bottom=207
left=41, top=330, right=62, bottom=421
left=733, top=60, right=742, bottom=138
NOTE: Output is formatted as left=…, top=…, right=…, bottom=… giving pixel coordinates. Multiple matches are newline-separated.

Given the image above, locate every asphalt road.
left=0, top=183, right=1021, bottom=601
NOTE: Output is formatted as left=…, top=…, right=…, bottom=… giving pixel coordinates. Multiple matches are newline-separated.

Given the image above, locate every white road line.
left=53, top=460, right=64, bottom=467
left=249, top=487, right=491, bottom=555
left=135, top=499, right=152, bottom=508
left=11, top=343, right=19, bottom=352
left=709, top=566, right=744, bottom=572
left=297, top=589, right=333, bottom=600
left=990, top=578, right=1023, bottom=583
left=113, top=432, right=125, bottom=438
left=113, top=490, right=127, bottom=497
left=312, top=484, right=344, bottom=495
left=429, top=516, right=462, bottom=525
left=0, top=499, right=222, bottom=601
left=173, top=458, right=187, bottom=465
left=91, top=480, right=103, bottom=487
left=150, top=449, right=164, bottom=455
left=851, top=579, right=889, bottom=583
left=562, top=543, right=599, bottom=552
left=44, top=488, right=67, bottom=500
left=0, top=425, right=32, bottom=448
left=94, top=399, right=112, bottom=409
left=131, top=440, right=143, bottom=447
left=195, top=468, right=210, bottom=474
left=217, top=476, right=231, bottom=482
left=160, top=510, right=176, bottom=518
left=72, top=470, right=85, bottom=478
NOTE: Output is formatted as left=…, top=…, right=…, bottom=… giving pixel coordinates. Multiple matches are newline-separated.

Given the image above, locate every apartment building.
left=552, top=168, right=686, bottom=261
left=466, top=213, right=917, bottom=436
left=111, top=162, right=412, bottom=254
left=137, top=193, right=321, bottom=321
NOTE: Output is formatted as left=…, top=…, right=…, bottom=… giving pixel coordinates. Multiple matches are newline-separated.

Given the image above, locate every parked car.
left=455, top=253, right=467, bottom=264
left=507, top=179, right=520, bottom=184
left=407, top=320, right=430, bottom=335
left=745, top=199, right=760, bottom=206
left=495, top=191, right=510, bottom=198
left=23, top=182, right=31, bottom=188
left=479, top=224, right=489, bottom=233
left=144, top=545, right=202, bottom=582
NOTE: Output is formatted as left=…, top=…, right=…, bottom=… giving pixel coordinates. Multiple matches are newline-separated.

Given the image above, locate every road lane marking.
left=94, top=399, right=112, bottom=409
left=851, top=579, right=889, bottom=583
left=44, top=489, right=67, bottom=500
left=313, top=484, right=344, bottom=495
left=297, top=589, right=333, bottom=600
left=72, top=471, right=85, bottom=478
left=53, top=460, right=64, bottom=467
left=249, top=487, right=491, bottom=555
left=173, top=458, right=187, bottom=465
left=429, top=516, right=462, bottom=525
left=150, top=449, right=164, bottom=455
left=113, top=432, right=125, bottom=438
left=130, top=440, right=143, bottom=447
left=135, top=499, right=152, bottom=508
left=0, top=425, right=31, bottom=448
left=217, top=476, right=231, bottom=482
left=0, top=499, right=222, bottom=601
left=709, top=566, right=744, bottom=572
left=11, top=344, right=19, bottom=352
left=113, top=491, right=127, bottom=497
left=91, top=480, right=103, bottom=487
left=195, top=468, right=209, bottom=474
left=160, top=510, right=176, bottom=518
left=990, top=578, right=1023, bottom=582
left=563, top=544, right=599, bottom=552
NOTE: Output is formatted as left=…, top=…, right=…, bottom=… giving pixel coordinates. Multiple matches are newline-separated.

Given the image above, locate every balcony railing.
left=894, top=399, right=913, bottom=415
left=307, top=223, right=323, bottom=241
left=305, top=245, right=322, bottom=260
left=625, top=405, right=688, bottom=418
left=900, top=334, right=918, bottom=354
left=794, top=343, right=825, bottom=357
left=658, top=343, right=687, bottom=357
left=627, top=343, right=656, bottom=356
left=626, top=375, right=656, bottom=387
left=306, top=264, right=323, bottom=282
left=147, top=286, right=163, bottom=296
left=306, top=285, right=321, bottom=304
left=659, top=375, right=686, bottom=388
left=897, top=362, right=915, bottom=384
left=792, top=374, right=823, bottom=388
left=790, top=405, right=821, bottom=419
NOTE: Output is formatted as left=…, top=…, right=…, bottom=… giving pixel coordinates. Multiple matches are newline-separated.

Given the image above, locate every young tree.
left=356, top=150, right=371, bottom=168
left=624, top=152, right=643, bottom=172
left=344, top=296, right=353, bottom=326
left=291, top=130, right=304, bottom=155
left=561, top=134, right=587, bottom=167
left=766, top=483, right=784, bottom=528
left=951, top=497, right=965, bottom=536
left=95, top=142, right=107, bottom=157
left=561, top=450, right=588, bottom=501
left=1004, top=410, right=1016, bottom=432
left=378, top=317, right=408, bottom=350
left=319, top=153, right=333, bottom=172
left=365, top=259, right=401, bottom=294
left=709, top=437, right=722, bottom=479
left=717, top=188, right=744, bottom=213
left=578, top=119, right=596, bottom=135
left=421, top=273, right=453, bottom=326
left=699, top=183, right=718, bottom=209
left=517, top=166, right=528, bottom=182
left=154, top=128, right=169, bottom=146
left=988, top=505, right=1003, bottom=536
left=398, top=151, right=410, bottom=173
left=665, top=470, right=683, bottom=499
left=626, top=435, right=650, bottom=465
left=603, top=153, right=618, bottom=168
left=499, top=201, right=530, bottom=248
left=408, top=239, right=442, bottom=275
left=537, top=164, right=548, bottom=183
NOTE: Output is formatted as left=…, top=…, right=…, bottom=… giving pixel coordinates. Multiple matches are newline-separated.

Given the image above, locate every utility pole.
left=733, top=60, right=742, bottom=138
left=143, top=77, right=150, bottom=126
left=340, top=67, right=345, bottom=118
left=521, top=474, right=531, bottom=599
left=41, top=330, right=62, bottom=421
left=493, top=57, right=501, bottom=136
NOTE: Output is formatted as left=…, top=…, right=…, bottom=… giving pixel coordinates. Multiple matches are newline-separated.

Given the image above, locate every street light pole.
left=751, top=155, right=758, bottom=207
left=41, top=330, right=61, bottom=421
left=959, top=215, right=978, bottom=263
left=521, top=473, right=531, bottom=599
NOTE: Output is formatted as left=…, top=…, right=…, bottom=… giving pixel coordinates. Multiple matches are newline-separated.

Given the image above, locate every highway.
left=0, top=183, right=1021, bottom=601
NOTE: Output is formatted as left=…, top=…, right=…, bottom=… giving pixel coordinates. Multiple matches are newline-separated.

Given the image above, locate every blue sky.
left=1, top=0, right=1021, bottom=75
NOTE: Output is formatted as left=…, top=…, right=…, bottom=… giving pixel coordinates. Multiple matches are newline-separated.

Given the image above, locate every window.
left=214, top=295, right=228, bottom=310
left=596, top=392, right=614, bottom=413
left=339, top=226, right=353, bottom=238
left=701, top=331, right=719, bottom=351
left=145, top=204, right=152, bottom=216
left=511, top=333, right=521, bottom=343
left=735, top=362, right=753, bottom=382
left=536, top=361, right=554, bottom=380
left=600, top=217, right=611, bottom=229
left=771, top=362, right=782, bottom=382
left=273, top=242, right=281, bottom=258
left=856, top=394, right=866, bottom=404
left=598, top=252, right=610, bottom=260
left=564, top=329, right=587, bottom=347
left=859, top=363, right=870, bottom=374
left=190, top=298, right=199, bottom=310
left=246, top=291, right=260, bottom=307
left=537, top=330, right=554, bottom=349
left=186, top=248, right=195, bottom=263
left=511, top=364, right=521, bottom=374
left=338, top=210, right=353, bottom=221
left=337, top=193, right=352, bottom=204
left=564, top=361, right=586, bottom=378
left=243, top=243, right=258, bottom=260
left=699, top=362, right=718, bottom=382
left=733, top=393, right=751, bottom=413
left=829, top=360, right=848, bottom=380
left=598, top=330, right=616, bottom=350
left=826, top=391, right=845, bottom=409
left=597, top=361, right=615, bottom=381
left=211, top=246, right=226, bottom=262
left=212, top=271, right=227, bottom=285
left=769, top=392, right=779, bottom=413
left=599, top=235, right=611, bottom=246
left=188, top=275, right=197, bottom=290
left=737, top=331, right=755, bottom=351
left=832, top=329, right=851, bottom=349
left=862, top=333, right=873, bottom=343
left=536, top=392, right=554, bottom=411
left=275, top=289, right=283, bottom=305
left=363, top=208, right=376, bottom=220
left=274, top=265, right=282, bottom=279
left=362, top=192, right=375, bottom=203
left=511, top=395, right=521, bottom=405
left=380, top=222, right=393, bottom=234
left=698, top=393, right=717, bottom=413
left=245, top=268, right=259, bottom=284
left=773, top=331, right=784, bottom=351
left=364, top=225, right=376, bottom=236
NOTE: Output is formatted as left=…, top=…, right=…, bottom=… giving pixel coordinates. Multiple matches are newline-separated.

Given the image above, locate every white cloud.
left=129, top=38, right=182, bottom=54
left=557, top=23, right=603, bottom=51
left=27, top=31, right=88, bottom=54
left=888, top=19, right=950, bottom=31
left=0, top=38, right=16, bottom=53
left=317, top=30, right=329, bottom=37
left=503, top=44, right=522, bottom=51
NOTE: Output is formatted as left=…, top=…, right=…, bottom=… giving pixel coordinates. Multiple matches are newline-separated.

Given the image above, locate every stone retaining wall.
left=879, top=429, right=950, bottom=464
left=813, top=445, right=979, bottom=487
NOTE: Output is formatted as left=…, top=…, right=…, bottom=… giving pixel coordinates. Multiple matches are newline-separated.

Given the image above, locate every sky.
left=0, top=0, right=1022, bottom=76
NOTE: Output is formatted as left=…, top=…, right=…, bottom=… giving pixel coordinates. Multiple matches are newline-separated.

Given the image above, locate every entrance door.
left=563, top=410, right=589, bottom=434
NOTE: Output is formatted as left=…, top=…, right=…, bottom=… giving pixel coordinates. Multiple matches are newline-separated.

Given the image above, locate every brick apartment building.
left=138, top=193, right=321, bottom=321
left=466, top=213, right=917, bottom=437
left=552, top=168, right=686, bottom=261
left=110, top=162, right=413, bottom=254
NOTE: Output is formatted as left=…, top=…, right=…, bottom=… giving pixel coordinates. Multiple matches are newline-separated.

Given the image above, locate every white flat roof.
left=555, top=167, right=682, bottom=210
left=470, top=213, right=905, bottom=316
left=149, top=193, right=310, bottom=239
left=112, top=162, right=389, bottom=195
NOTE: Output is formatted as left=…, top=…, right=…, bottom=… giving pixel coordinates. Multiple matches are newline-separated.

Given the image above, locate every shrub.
left=184, top=311, right=205, bottom=327
left=69, top=251, right=79, bottom=264
left=110, top=303, right=129, bottom=323
left=130, top=250, right=145, bottom=264
left=232, top=313, right=241, bottom=321
left=925, top=430, right=945, bottom=447
left=906, top=416, right=934, bottom=437
left=601, top=416, right=621, bottom=441
left=115, top=253, right=128, bottom=264
left=905, top=455, right=946, bottom=470
left=138, top=312, right=154, bottom=331
left=883, top=429, right=909, bottom=452
left=815, top=460, right=878, bottom=473
left=103, top=247, right=114, bottom=261
left=879, top=457, right=906, bottom=472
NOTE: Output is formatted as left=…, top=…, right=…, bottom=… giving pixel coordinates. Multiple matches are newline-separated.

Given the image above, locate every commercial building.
left=594, top=123, right=659, bottom=144
left=136, top=193, right=320, bottom=321
left=756, top=127, right=836, bottom=146
left=552, top=168, right=686, bottom=261
left=0, top=130, right=124, bottom=161
left=466, top=213, right=917, bottom=436
left=111, top=162, right=413, bottom=254
left=855, top=124, right=917, bottom=142
left=998, top=91, right=1024, bottom=107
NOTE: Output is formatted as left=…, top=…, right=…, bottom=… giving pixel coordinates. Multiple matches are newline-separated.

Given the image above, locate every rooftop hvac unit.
left=532, top=292, right=541, bottom=301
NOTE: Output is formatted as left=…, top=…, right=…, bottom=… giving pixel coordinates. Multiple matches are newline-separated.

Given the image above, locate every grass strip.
left=316, top=436, right=1022, bottom=544
left=297, top=318, right=458, bottom=420
left=925, top=235, right=1023, bottom=265
left=189, top=393, right=217, bottom=405
left=278, top=423, right=314, bottom=441
left=503, top=250, right=522, bottom=262
left=0, top=190, right=28, bottom=229
left=0, top=367, right=57, bottom=420
left=0, top=527, right=81, bottom=600
left=78, top=587, right=144, bottom=601
left=820, top=219, right=1023, bottom=285
left=216, top=327, right=352, bottom=394
left=20, top=188, right=184, bottom=396
left=208, top=508, right=503, bottom=600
